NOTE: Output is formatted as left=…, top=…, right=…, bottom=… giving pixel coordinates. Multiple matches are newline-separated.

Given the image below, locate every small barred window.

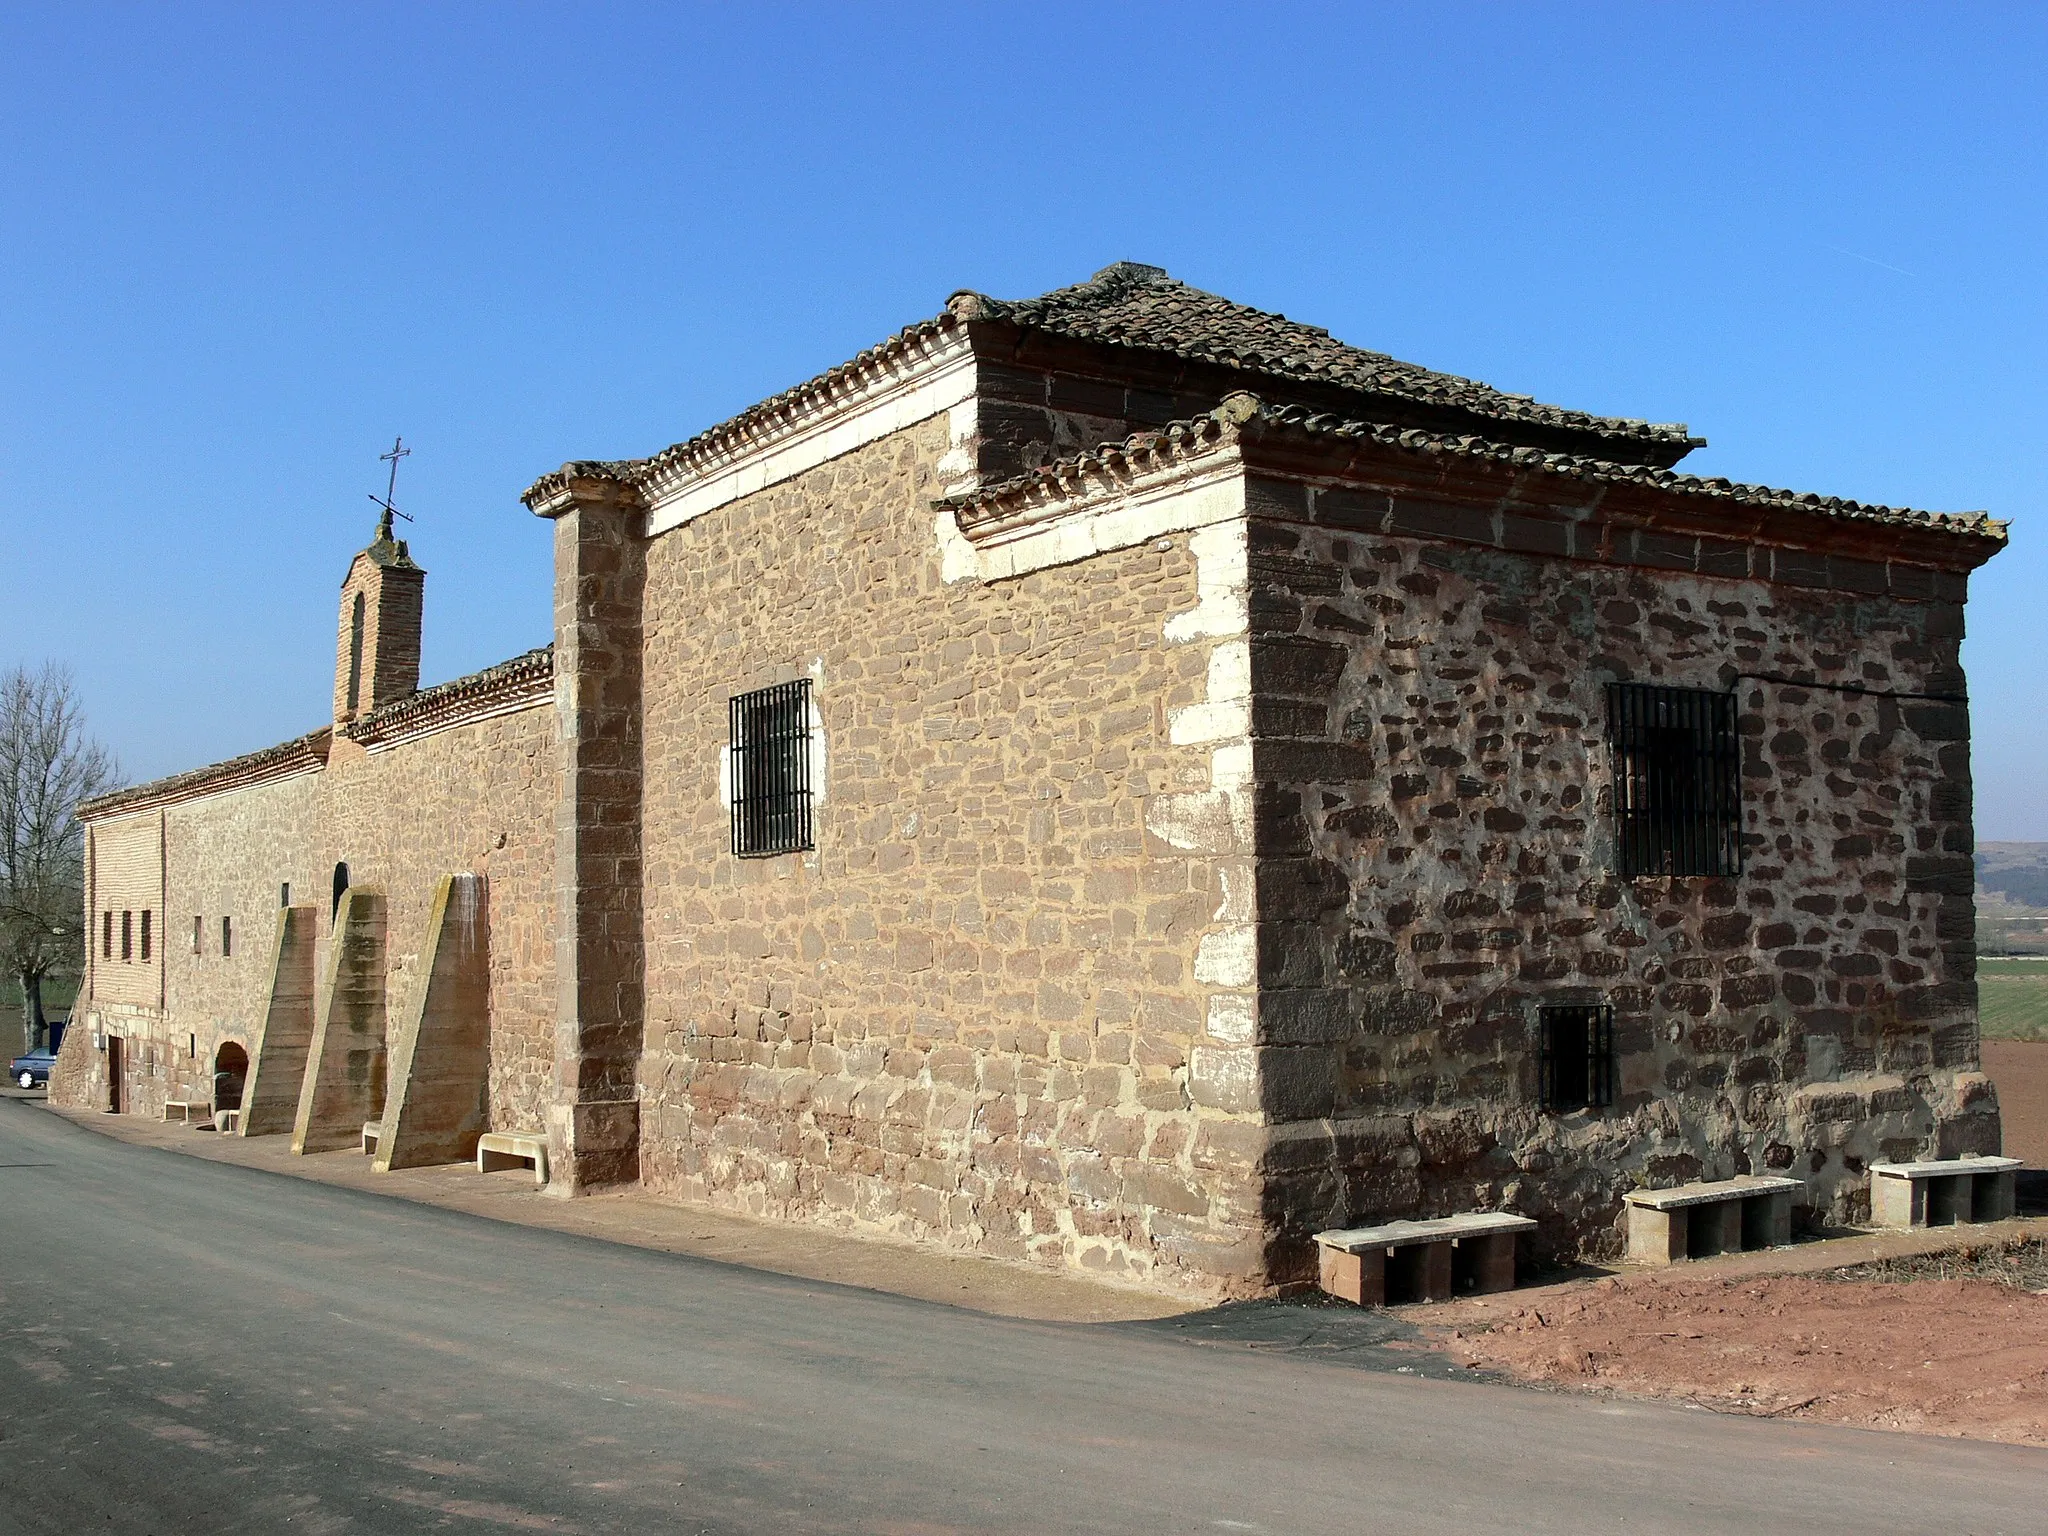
left=121, top=910, right=132, bottom=962
left=729, top=679, right=815, bottom=858
left=1607, top=682, right=1742, bottom=878
left=221, top=915, right=233, bottom=958
left=1540, top=1004, right=1615, bottom=1113
left=140, top=910, right=152, bottom=961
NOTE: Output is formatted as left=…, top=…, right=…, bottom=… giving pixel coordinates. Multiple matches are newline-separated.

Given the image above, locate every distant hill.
left=1979, top=843, right=2048, bottom=913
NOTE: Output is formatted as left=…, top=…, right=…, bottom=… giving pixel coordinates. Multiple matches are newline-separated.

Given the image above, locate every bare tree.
left=0, top=665, right=121, bottom=1055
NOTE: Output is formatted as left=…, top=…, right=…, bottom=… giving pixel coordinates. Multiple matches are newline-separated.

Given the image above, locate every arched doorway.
left=332, top=861, right=350, bottom=918
left=214, top=1041, right=249, bottom=1113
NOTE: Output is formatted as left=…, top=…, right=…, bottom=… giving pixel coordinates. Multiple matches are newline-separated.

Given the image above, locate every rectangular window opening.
left=730, top=679, right=815, bottom=858
left=280, top=882, right=290, bottom=908
left=102, top=910, right=113, bottom=959
left=1607, top=682, right=1742, bottom=878
left=1540, top=1004, right=1615, bottom=1113
left=193, top=915, right=203, bottom=954
left=346, top=590, right=366, bottom=715
left=139, top=910, right=152, bottom=962
left=120, top=910, right=132, bottom=962
left=221, top=915, right=233, bottom=958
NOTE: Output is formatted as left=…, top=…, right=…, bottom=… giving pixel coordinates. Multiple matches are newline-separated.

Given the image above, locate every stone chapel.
left=59, top=261, right=2010, bottom=1295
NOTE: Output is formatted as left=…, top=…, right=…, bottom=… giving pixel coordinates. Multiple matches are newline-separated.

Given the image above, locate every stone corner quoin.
left=56, top=261, right=2008, bottom=1298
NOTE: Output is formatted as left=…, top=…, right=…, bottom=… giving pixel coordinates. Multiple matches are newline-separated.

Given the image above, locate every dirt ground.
left=1414, top=1237, right=2048, bottom=1445
left=1986, top=1038, right=2048, bottom=1167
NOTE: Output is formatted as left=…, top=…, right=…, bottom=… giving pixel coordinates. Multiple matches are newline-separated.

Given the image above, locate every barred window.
left=1607, top=682, right=1742, bottom=878
left=221, top=915, right=233, bottom=958
left=102, top=910, right=113, bottom=959
left=729, top=679, right=815, bottom=857
left=139, top=910, right=152, bottom=962
left=193, top=915, right=203, bottom=955
left=120, top=910, right=132, bottom=961
left=1540, top=1004, right=1615, bottom=1112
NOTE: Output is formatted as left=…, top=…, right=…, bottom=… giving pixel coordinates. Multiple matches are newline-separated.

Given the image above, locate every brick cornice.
left=940, top=394, right=2006, bottom=583
left=344, top=645, right=554, bottom=752
left=522, top=465, right=646, bottom=520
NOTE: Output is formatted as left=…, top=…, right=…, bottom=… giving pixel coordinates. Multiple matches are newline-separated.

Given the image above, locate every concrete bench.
left=1869, top=1156, right=2020, bottom=1229
left=1314, top=1212, right=1538, bottom=1306
left=476, top=1130, right=548, bottom=1187
left=213, top=1108, right=239, bottom=1134
left=1625, top=1175, right=1799, bottom=1265
left=163, top=1099, right=211, bottom=1125
left=361, top=1121, right=381, bottom=1156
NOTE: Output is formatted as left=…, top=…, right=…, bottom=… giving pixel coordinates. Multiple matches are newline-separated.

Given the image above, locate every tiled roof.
left=344, top=645, right=553, bottom=748
left=520, top=315, right=965, bottom=511
left=525, top=264, right=1719, bottom=510
left=952, top=262, right=1703, bottom=464
left=79, top=728, right=333, bottom=820
left=943, top=392, right=2007, bottom=549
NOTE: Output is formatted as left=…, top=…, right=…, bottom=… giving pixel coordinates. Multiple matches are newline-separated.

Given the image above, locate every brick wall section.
left=87, top=812, right=163, bottom=1009
left=1236, top=483, right=1992, bottom=1272
left=332, top=548, right=424, bottom=723
left=634, top=417, right=1270, bottom=1294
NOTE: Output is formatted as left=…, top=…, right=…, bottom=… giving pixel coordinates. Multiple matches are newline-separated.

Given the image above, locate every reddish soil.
left=1416, top=1243, right=2048, bottom=1445
left=1985, top=1039, right=2048, bottom=1168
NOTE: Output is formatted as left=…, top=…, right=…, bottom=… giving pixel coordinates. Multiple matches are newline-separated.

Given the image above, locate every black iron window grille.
left=730, top=679, right=814, bottom=857
left=1607, top=681, right=1742, bottom=878
left=1540, top=1004, right=1615, bottom=1113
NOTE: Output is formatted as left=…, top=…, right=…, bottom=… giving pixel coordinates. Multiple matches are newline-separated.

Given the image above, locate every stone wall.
left=635, top=416, right=1272, bottom=1295
left=1237, top=506, right=1992, bottom=1271
left=60, top=703, right=557, bottom=1135
left=322, top=709, right=557, bottom=1133
left=163, top=773, right=324, bottom=1116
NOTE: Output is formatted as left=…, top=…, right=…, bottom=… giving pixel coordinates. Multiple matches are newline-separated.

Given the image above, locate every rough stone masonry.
left=60, top=262, right=2008, bottom=1297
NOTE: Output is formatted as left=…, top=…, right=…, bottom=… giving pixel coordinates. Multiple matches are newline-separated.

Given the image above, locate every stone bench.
left=1869, top=1156, right=2021, bottom=1229
left=476, top=1130, right=548, bottom=1187
left=163, top=1099, right=211, bottom=1125
left=1315, top=1213, right=1538, bottom=1306
left=361, top=1121, right=381, bottom=1156
left=213, top=1108, right=239, bottom=1134
left=1625, top=1175, right=1799, bottom=1265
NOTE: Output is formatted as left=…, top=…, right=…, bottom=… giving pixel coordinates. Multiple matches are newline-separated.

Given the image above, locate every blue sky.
left=2, top=3, right=2043, bottom=835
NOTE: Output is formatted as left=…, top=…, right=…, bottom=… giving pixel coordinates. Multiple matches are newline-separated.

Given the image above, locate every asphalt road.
left=1, top=1097, right=2041, bottom=1535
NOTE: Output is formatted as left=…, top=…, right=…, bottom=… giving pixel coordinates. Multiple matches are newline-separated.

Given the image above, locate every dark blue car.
left=11, top=1023, right=60, bottom=1088
left=11, top=1046, right=56, bottom=1089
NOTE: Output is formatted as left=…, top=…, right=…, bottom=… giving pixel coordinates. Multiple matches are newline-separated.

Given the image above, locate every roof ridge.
left=951, top=266, right=1700, bottom=458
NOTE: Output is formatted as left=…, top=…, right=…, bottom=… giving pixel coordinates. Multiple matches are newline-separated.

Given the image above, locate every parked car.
left=11, top=1047, right=57, bottom=1089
